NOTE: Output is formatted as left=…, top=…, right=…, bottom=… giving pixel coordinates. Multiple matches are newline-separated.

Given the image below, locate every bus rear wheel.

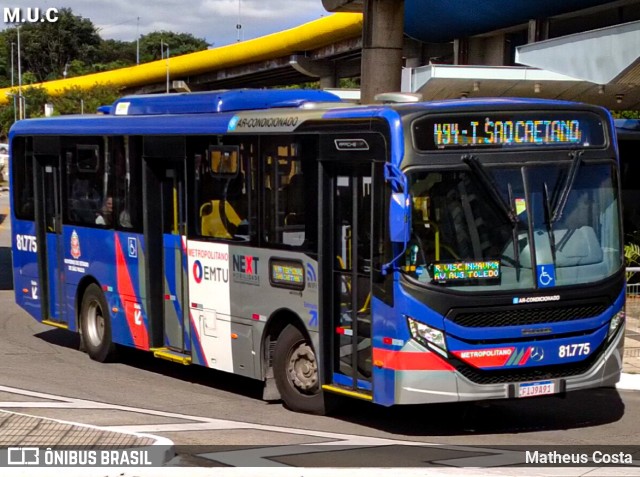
left=80, top=284, right=115, bottom=362
left=273, top=324, right=332, bottom=415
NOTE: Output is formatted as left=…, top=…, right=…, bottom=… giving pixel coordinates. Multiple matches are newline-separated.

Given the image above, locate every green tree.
left=139, top=31, right=208, bottom=62
left=0, top=34, right=10, bottom=88
left=0, top=102, right=16, bottom=138
left=52, top=84, right=122, bottom=115
left=0, top=85, right=50, bottom=136
left=88, top=39, right=137, bottom=73
left=3, top=8, right=102, bottom=82
left=612, top=110, right=640, bottom=119
left=23, top=85, right=50, bottom=117
left=0, top=83, right=121, bottom=136
left=0, top=8, right=211, bottom=86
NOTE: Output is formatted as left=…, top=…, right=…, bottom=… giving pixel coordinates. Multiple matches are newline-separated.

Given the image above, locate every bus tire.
left=273, top=324, right=332, bottom=415
left=80, top=284, right=115, bottom=362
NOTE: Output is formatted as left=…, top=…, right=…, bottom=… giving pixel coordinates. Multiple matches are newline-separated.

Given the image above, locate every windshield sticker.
left=515, top=198, right=526, bottom=215
left=431, top=260, right=500, bottom=284
left=536, top=264, right=556, bottom=288
left=114, top=101, right=130, bottom=115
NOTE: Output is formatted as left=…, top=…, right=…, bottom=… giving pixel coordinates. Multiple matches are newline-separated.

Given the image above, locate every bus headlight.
left=407, top=316, right=447, bottom=355
left=608, top=309, right=625, bottom=338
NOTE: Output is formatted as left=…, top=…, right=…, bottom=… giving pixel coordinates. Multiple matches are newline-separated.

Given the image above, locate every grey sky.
left=3, top=1, right=330, bottom=47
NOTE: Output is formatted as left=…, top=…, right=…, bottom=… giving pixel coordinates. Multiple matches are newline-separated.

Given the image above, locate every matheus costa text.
left=526, top=450, right=632, bottom=464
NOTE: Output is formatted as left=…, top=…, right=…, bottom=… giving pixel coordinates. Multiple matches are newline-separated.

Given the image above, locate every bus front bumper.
left=389, top=326, right=624, bottom=405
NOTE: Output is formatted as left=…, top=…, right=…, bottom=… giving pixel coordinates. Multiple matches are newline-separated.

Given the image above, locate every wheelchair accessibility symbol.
left=536, top=264, right=555, bottom=288
left=128, top=237, right=138, bottom=258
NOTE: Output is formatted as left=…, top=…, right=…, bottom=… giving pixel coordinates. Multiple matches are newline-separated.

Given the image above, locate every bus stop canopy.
left=401, top=64, right=640, bottom=110
left=516, top=20, right=640, bottom=86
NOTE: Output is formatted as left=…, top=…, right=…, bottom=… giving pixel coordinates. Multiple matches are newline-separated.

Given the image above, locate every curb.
left=616, top=372, right=640, bottom=391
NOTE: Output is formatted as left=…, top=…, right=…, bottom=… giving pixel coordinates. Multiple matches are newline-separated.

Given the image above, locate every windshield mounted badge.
left=536, top=264, right=556, bottom=288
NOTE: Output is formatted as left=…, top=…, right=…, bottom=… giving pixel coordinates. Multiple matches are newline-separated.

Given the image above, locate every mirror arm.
left=382, top=163, right=411, bottom=275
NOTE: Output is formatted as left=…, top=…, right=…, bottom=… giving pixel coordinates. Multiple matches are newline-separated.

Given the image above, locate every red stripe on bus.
left=519, top=346, right=532, bottom=365
left=115, top=235, right=149, bottom=350
left=372, top=348, right=455, bottom=371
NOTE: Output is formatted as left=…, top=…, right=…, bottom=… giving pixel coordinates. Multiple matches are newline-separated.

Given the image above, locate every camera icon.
left=7, top=447, right=40, bottom=465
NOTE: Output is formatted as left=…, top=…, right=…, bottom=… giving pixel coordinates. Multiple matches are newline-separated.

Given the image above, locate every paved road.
left=0, top=290, right=638, bottom=464
left=0, top=190, right=12, bottom=290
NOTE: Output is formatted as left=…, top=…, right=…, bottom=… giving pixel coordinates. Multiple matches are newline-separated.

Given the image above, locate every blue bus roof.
left=108, top=89, right=343, bottom=115
left=615, top=118, right=640, bottom=131
left=10, top=112, right=236, bottom=136
left=9, top=93, right=607, bottom=137
left=615, top=118, right=640, bottom=141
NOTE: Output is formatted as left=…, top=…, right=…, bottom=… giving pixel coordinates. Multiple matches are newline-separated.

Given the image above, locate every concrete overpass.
left=0, top=13, right=364, bottom=104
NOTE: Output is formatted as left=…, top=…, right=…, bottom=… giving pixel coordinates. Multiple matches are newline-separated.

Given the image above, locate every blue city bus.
left=9, top=90, right=625, bottom=413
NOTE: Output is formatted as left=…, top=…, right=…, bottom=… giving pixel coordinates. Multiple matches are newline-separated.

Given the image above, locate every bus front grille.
left=453, top=350, right=601, bottom=385
left=449, top=303, right=608, bottom=328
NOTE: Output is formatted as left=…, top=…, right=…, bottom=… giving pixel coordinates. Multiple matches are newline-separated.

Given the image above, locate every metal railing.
left=625, top=274, right=640, bottom=342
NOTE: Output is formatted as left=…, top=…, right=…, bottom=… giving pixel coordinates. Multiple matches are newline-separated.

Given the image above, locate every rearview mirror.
left=390, top=192, right=411, bottom=243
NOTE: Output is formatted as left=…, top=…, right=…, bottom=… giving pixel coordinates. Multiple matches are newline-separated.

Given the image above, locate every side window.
left=196, top=141, right=254, bottom=241
left=262, top=135, right=317, bottom=249
left=114, top=137, right=143, bottom=232
left=65, top=140, right=112, bottom=227
left=11, top=137, right=35, bottom=220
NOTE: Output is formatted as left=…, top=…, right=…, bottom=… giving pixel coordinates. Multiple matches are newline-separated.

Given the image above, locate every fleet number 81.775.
left=558, top=343, right=590, bottom=358
left=15, top=234, right=37, bottom=253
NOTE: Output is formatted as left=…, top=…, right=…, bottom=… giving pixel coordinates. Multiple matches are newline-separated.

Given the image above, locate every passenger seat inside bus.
left=69, top=179, right=101, bottom=224
left=284, top=173, right=304, bottom=226
left=200, top=173, right=246, bottom=239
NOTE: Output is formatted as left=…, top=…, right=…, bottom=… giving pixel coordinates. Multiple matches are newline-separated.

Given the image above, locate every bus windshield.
left=405, top=160, right=621, bottom=291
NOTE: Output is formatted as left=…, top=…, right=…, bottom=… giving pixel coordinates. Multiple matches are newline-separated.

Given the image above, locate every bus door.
left=321, top=160, right=376, bottom=394
left=34, top=153, right=67, bottom=325
left=160, top=162, right=188, bottom=352
left=143, top=153, right=189, bottom=355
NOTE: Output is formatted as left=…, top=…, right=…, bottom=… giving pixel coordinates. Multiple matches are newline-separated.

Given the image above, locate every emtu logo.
left=4, top=8, right=59, bottom=24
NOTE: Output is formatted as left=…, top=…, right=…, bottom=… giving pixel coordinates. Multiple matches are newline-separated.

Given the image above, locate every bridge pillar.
left=289, top=54, right=337, bottom=88
left=361, top=0, right=405, bottom=103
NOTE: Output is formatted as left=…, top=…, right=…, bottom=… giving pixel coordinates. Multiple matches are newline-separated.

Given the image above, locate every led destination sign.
left=269, top=258, right=305, bottom=290
left=431, top=260, right=500, bottom=284
left=413, top=112, right=605, bottom=150
left=435, top=118, right=582, bottom=146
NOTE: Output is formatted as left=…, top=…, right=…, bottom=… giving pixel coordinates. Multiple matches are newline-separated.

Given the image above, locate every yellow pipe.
left=0, top=13, right=363, bottom=105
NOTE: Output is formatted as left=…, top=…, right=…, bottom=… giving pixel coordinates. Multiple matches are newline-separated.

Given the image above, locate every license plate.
left=518, top=380, right=555, bottom=398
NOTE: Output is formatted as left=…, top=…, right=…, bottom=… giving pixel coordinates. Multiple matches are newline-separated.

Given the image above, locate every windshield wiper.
left=507, top=182, right=521, bottom=281
left=462, top=155, right=517, bottom=223
left=543, top=182, right=557, bottom=265
left=550, top=150, right=584, bottom=224
left=462, top=155, right=521, bottom=279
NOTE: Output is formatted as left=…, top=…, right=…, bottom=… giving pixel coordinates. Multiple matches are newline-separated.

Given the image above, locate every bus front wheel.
left=80, top=284, right=115, bottom=362
left=273, top=324, right=331, bottom=414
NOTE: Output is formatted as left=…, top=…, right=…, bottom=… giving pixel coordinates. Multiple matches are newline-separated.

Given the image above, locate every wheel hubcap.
left=287, top=342, right=318, bottom=393
left=86, top=300, right=105, bottom=346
